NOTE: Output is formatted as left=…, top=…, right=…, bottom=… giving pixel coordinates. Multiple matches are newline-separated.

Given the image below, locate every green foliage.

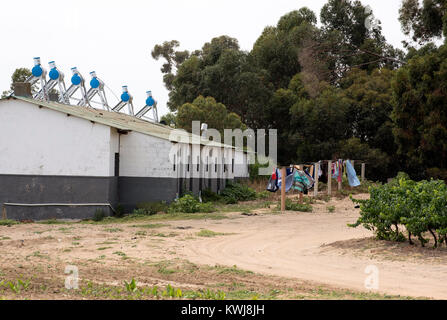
left=176, top=96, right=245, bottom=135
left=114, top=204, right=124, bottom=218
left=350, top=173, right=447, bottom=247
left=399, top=0, right=446, bottom=45
left=278, top=199, right=313, bottom=212
left=220, top=182, right=257, bottom=204
left=327, top=206, right=336, bottom=213
left=124, top=278, right=137, bottom=293
left=392, top=44, right=447, bottom=180
left=0, top=220, right=19, bottom=227
left=135, top=202, right=168, bottom=215
left=168, top=194, right=216, bottom=214
left=201, top=188, right=221, bottom=203
left=93, top=210, right=106, bottom=222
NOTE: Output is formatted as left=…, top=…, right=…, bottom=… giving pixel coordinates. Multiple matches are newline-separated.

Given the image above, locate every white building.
left=0, top=96, right=249, bottom=220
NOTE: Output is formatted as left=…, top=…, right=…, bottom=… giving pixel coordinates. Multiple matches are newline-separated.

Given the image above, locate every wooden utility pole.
left=2, top=205, right=6, bottom=220
left=361, top=163, right=366, bottom=182
left=314, top=162, right=319, bottom=197
left=281, top=167, right=286, bottom=213
left=327, top=160, right=332, bottom=196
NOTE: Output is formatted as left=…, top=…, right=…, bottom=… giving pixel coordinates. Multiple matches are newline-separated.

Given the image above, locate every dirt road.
left=1, top=194, right=447, bottom=299
left=173, top=196, right=447, bottom=299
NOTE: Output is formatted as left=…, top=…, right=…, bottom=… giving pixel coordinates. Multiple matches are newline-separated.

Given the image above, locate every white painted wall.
left=234, top=150, right=249, bottom=178
left=0, top=99, right=113, bottom=176
left=119, top=131, right=176, bottom=178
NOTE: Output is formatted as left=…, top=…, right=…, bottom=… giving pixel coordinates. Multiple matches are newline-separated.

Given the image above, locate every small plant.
left=256, top=191, right=270, bottom=199
left=220, top=182, right=257, bottom=204
left=135, top=202, right=168, bottom=215
left=124, top=278, right=137, bottom=293
left=197, top=229, right=225, bottom=237
left=114, top=204, right=125, bottom=218
left=93, top=209, right=106, bottom=222
left=0, top=220, right=19, bottom=227
left=327, top=206, right=336, bottom=213
left=278, top=199, right=313, bottom=212
left=168, top=195, right=216, bottom=214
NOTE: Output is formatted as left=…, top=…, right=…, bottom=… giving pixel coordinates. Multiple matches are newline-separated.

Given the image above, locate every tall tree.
left=399, top=0, right=447, bottom=45
left=1, top=68, right=34, bottom=98
left=392, top=44, right=447, bottom=179
left=176, top=96, right=245, bottom=135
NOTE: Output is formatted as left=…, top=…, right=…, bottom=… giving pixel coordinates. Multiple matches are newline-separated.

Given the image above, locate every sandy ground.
left=1, top=194, right=447, bottom=299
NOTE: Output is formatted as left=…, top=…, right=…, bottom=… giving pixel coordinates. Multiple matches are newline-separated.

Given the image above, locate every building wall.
left=0, top=99, right=246, bottom=219
left=117, top=132, right=178, bottom=211
left=0, top=99, right=117, bottom=220
left=0, top=99, right=113, bottom=176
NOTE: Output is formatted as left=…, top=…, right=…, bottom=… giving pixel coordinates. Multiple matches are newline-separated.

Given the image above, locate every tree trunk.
left=428, top=228, right=438, bottom=248
left=408, top=231, right=414, bottom=245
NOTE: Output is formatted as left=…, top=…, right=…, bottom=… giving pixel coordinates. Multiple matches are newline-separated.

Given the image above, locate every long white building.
left=0, top=96, right=249, bottom=220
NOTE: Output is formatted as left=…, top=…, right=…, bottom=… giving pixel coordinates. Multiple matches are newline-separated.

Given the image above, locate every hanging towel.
left=345, top=161, right=361, bottom=187
left=277, top=168, right=295, bottom=192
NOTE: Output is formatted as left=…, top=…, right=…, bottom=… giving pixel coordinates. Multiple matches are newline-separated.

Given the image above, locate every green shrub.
left=256, top=191, right=270, bottom=199
left=114, top=204, right=124, bottom=218
left=327, top=205, right=335, bottom=213
left=201, top=189, right=221, bottom=203
left=0, top=219, right=19, bottom=227
left=350, top=173, right=447, bottom=247
left=277, top=199, right=313, bottom=212
left=93, top=209, right=106, bottom=222
left=220, top=182, right=257, bottom=204
left=135, top=202, right=168, bottom=215
left=168, top=195, right=216, bottom=214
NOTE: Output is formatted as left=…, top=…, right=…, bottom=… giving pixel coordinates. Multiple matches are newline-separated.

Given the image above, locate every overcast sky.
left=0, top=0, right=408, bottom=117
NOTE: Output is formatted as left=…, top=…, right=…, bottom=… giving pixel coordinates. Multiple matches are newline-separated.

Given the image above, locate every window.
left=215, top=158, right=217, bottom=172
left=206, top=157, right=209, bottom=172
left=232, top=159, right=235, bottom=173
left=173, top=154, right=176, bottom=172
left=187, top=155, right=190, bottom=172
left=197, top=156, right=200, bottom=172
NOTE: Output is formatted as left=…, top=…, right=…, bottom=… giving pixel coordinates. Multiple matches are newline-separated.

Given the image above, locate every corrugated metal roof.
left=3, top=96, right=236, bottom=149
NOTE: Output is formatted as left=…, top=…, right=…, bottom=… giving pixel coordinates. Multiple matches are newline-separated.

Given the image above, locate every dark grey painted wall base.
left=0, top=174, right=240, bottom=220
left=0, top=174, right=117, bottom=221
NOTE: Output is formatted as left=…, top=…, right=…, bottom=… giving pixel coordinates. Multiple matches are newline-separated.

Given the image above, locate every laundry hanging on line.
left=266, top=168, right=295, bottom=193
left=345, top=160, right=361, bottom=187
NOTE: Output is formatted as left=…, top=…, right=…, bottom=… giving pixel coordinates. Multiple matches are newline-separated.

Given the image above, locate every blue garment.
left=277, top=168, right=295, bottom=192
left=346, top=161, right=361, bottom=187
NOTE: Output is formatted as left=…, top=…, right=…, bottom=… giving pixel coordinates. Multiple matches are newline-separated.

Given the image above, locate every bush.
left=201, top=189, right=221, bottom=203
left=220, top=182, right=257, bottom=204
left=350, top=173, right=447, bottom=247
left=277, top=199, right=313, bottom=212
left=93, top=209, right=106, bottom=222
left=114, top=204, right=124, bottom=218
left=136, top=202, right=168, bottom=215
left=168, top=195, right=216, bottom=214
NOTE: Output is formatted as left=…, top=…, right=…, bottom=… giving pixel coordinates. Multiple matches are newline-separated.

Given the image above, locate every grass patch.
left=213, top=265, right=254, bottom=275
left=37, top=219, right=71, bottom=225
left=97, top=247, right=112, bottom=251
left=103, top=228, right=123, bottom=233
left=131, top=223, right=169, bottom=229
left=0, top=220, right=19, bottom=227
left=197, top=229, right=227, bottom=237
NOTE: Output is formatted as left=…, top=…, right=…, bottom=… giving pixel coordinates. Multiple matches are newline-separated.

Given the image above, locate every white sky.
left=0, top=0, right=408, bottom=117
